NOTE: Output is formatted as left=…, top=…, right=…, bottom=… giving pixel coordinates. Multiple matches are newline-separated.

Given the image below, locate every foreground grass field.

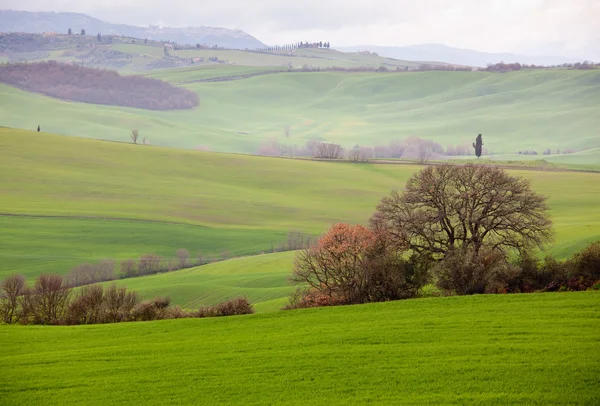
left=1, top=292, right=598, bottom=405
left=1, top=68, right=599, bottom=155
left=1, top=128, right=599, bottom=280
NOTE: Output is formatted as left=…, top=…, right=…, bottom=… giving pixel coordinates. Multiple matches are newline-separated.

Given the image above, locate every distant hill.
left=339, top=44, right=586, bottom=67
left=0, top=10, right=266, bottom=49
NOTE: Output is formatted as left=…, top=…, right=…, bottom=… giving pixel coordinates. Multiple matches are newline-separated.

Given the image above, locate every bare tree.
left=348, top=145, right=373, bottom=162
left=283, top=125, right=291, bottom=138
left=0, top=275, right=26, bottom=323
left=314, top=142, right=343, bottom=159
left=176, top=249, right=190, bottom=269
left=131, top=129, right=139, bottom=144
left=120, top=259, right=137, bottom=278
left=371, top=164, right=553, bottom=259
left=26, top=274, right=72, bottom=324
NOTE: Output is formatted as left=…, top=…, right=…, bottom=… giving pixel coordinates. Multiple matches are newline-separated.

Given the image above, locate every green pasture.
left=1, top=69, right=598, bottom=155
left=143, top=64, right=287, bottom=83
left=170, top=48, right=419, bottom=69
left=1, top=292, right=599, bottom=405
left=1, top=129, right=599, bottom=280
left=97, top=251, right=295, bottom=313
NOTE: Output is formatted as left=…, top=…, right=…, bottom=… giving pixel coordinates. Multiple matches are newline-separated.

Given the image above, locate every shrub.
left=0, top=274, right=26, bottom=323
left=571, top=241, right=600, bottom=289
left=193, top=297, right=254, bottom=318
left=65, top=284, right=105, bottom=325
left=291, top=223, right=428, bottom=307
left=131, top=300, right=160, bottom=321
left=434, top=247, right=516, bottom=295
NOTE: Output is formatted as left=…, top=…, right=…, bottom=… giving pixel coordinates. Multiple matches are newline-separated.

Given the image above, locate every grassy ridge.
left=1, top=292, right=599, bottom=405
left=1, top=69, right=599, bottom=154
left=97, top=251, right=295, bottom=313
left=1, top=128, right=600, bottom=280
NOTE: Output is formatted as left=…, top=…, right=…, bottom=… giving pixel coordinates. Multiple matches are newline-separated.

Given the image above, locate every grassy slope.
left=1, top=128, right=600, bottom=280
left=98, top=251, right=295, bottom=313
left=1, top=69, right=598, bottom=155
left=171, top=47, right=425, bottom=69
left=1, top=292, right=599, bottom=405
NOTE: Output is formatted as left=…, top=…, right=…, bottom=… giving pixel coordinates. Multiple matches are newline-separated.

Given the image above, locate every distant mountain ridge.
left=0, top=10, right=266, bottom=49
left=339, top=44, right=586, bottom=67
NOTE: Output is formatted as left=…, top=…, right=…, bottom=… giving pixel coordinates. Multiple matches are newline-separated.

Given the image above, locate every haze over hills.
left=0, top=10, right=266, bottom=50
left=339, top=44, right=588, bottom=68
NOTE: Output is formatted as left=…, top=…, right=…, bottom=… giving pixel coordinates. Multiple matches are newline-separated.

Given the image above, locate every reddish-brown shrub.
left=193, top=297, right=254, bottom=318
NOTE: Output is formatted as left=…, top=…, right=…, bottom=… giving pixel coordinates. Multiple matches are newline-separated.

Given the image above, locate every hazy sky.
left=2, top=0, right=599, bottom=58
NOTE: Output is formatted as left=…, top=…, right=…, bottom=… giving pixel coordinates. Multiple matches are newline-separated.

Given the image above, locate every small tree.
left=0, top=275, right=26, bottom=323
left=68, top=28, right=72, bottom=35
left=314, top=142, right=343, bottom=159
left=26, top=274, right=72, bottom=324
left=81, top=29, right=86, bottom=36
left=176, top=249, right=190, bottom=269
left=291, top=223, right=427, bottom=306
left=131, top=129, right=139, bottom=144
left=472, top=134, right=483, bottom=158
left=283, top=125, right=291, bottom=138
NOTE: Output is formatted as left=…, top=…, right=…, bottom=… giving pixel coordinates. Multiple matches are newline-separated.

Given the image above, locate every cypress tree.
left=472, top=134, right=484, bottom=158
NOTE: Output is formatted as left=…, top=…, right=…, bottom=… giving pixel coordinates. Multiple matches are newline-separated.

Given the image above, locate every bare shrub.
left=65, top=284, right=104, bottom=325
left=163, top=305, right=188, bottom=319
left=102, top=284, right=139, bottom=323
left=131, top=300, right=159, bottom=321
left=27, top=274, right=72, bottom=324
left=314, top=142, right=343, bottom=159
left=348, top=145, right=374, bottom=162
left=0, top=274, right=26, bottom=323
left=152, top=296, right=171, bottom=310
left=193, top=297, right=254, bottom=318
left=290, top=223, right=428, bottom=307
left=176, top=249, right=190, bottom=269
left=138, top=254, right=163, bottom=275
left=120, top=259, right=137, bottom=278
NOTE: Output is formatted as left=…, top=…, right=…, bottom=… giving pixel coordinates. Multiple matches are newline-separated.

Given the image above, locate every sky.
left=2, top=0, right=599, bottom=59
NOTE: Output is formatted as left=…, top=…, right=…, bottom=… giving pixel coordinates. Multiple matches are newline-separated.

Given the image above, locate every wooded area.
left=0, top=61, right=199, bottom=110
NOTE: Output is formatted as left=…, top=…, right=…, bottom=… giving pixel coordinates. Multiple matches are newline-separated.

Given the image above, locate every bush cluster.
left=0, top=274, right=254, bottom=325
left=287, top=165, right=600, bottom=310
left=0, top=61, right=199, bottom=110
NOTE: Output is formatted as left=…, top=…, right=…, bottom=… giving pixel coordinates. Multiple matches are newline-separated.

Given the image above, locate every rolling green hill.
left=1, top=68, right=599, bottom=157
left=97, top=251, right=295, bottom=313
left=1, top=128, right=599, bottom=281
left=1, top=292, right=599, bottom=405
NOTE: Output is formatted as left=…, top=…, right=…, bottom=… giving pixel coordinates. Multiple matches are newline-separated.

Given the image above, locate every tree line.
left=480, top=61, right=599, bottom=72
left=257, top=136, right=580, bottom=162
left=0, top=274, right=253, bottom=325
left=0, top=61, right=199, bottom=110
left=286, top=164, right=600, bottom=309
left=255, top=41, right=331, bottom=53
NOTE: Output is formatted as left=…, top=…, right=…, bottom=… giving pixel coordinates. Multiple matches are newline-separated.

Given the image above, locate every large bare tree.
left=370, top=164, right=553, bottom=258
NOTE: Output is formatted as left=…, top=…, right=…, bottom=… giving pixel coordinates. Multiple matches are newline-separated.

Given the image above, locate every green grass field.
left=1, top=292, right=598, bottom=405
left=1, top=128, right=600, bottom=281
left=2, top=68, right=598, bottom=156
left=97, top=251, right=295, bottom=313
